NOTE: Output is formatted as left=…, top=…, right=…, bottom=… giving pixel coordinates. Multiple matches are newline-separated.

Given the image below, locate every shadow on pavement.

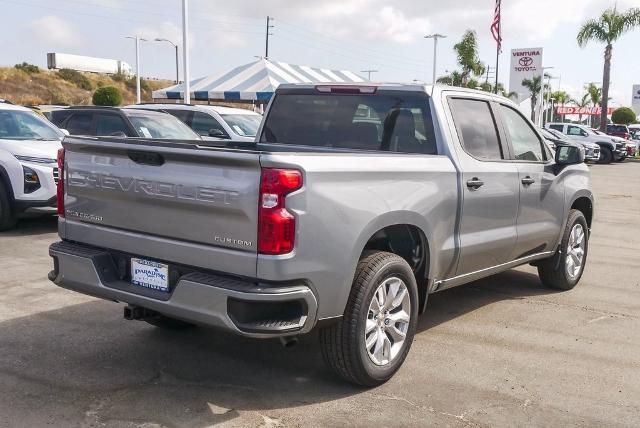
left=0, top=216, right=57, bottom=237
left=0, top=269, right=557, bottom=426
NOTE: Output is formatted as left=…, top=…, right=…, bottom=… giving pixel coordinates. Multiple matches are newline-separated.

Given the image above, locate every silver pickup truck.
left=49, top=84, right=593, bottom=386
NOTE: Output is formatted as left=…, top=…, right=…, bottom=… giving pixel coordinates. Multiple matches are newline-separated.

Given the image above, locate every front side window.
left=567, top=125, right=587, bottom=137
left=260, top=92, right=437, bottom=154
left=65, top=113, right=93, bottom=135
left=96, top=114, right=129, bottom=136
left=499, top=105, right=545, bottom=162
left=549, top=124, right=564, bottom=132
left=191, top=112, right=227, bottom=137
left=0, top=110, right=64, bottom=140
left=449, top=98, right=503, bottom=160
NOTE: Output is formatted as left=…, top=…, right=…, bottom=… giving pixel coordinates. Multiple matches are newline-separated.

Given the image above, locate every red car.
left=606, top=124, right=631, bottom=140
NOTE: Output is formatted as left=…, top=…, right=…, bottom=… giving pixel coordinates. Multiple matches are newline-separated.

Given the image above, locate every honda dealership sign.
left=509, top=48, right=543, bottom=104
left=632, top=85, right=640, bottom=115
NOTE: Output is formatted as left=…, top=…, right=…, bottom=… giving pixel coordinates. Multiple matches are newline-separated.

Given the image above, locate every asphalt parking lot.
left=1, top=161, right=639, bottom=427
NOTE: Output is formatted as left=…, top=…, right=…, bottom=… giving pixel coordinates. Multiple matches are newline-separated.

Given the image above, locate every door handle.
left=466, top=177, right=484, bottom=189
left=521, top=176, right=535, bottom=186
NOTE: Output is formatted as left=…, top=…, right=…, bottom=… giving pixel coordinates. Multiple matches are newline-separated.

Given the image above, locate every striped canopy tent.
left=152, top=59, right=367, bottom=103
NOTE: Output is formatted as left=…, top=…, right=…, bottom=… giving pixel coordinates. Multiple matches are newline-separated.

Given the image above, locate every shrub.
left=14, top=62, right=40, bottom=73
left=111, top=72, right=126, bottom=82
left=125, top=76, right=150, bottom=92
left=611, top=107, right=637, bottom=125
left=57, top=68, right=92, bottom=91
left=92, top=86, right=123, bottom=106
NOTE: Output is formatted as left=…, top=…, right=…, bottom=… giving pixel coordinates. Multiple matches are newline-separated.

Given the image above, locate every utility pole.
left=540, top=66, right=554, bottom=127
left=360, top=69, right=378, bottom=81
left=125, top=35, right=147, bottom=104
left=182, top=0, right=190, bottom=104
left=155, top=38, right=179, bottom=84
left=265, top=16, right=274, bottom=60
left=424, top=33, right=446, bottom=86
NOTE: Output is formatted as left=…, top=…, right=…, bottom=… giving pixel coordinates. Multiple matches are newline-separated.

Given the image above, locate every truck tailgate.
left=61, top=138, right=261, bottom=277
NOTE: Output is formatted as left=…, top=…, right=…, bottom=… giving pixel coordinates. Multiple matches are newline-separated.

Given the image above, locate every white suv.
left=0, top=102, right=64, bottom=230
left=126, top=104, right=262, bottom=143
left=546, top=122, right=625, bottom=163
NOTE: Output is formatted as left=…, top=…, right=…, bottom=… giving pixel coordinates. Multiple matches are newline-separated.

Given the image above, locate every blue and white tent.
left=152, top=59, right=367, bottom=102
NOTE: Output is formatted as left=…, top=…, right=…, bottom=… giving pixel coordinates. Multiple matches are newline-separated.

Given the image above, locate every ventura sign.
left=509, top=48, right=543, bottom=104
left=556, top=106, right=615, bottom=116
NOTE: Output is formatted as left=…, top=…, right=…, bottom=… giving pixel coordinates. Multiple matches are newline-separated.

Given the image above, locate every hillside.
left=0, top=65, right=173, bottom=106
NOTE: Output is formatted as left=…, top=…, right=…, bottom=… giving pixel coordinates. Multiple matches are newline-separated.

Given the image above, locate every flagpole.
left=494, top=44, right=499, bottom=94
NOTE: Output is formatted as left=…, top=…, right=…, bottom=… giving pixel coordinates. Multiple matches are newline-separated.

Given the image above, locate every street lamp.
left=155, top=38, right=179, bottom=84
left=182, top=0, right=190, bottom=104
left=425, top=33, right=446, bottom=86
left=539, top=66, right=554, bottom=126
left=125, top=35, right=148, bottom=104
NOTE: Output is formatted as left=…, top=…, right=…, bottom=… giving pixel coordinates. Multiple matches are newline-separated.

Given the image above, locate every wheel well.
left=0, top=165, right=15, bottom=201
left=362, top=224, right=430, bottom=312
left=571, top=197, right=593, bottom=229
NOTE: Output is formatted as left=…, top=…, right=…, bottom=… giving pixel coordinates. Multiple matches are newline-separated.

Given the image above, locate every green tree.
left=549, top=90, right=570, bottom=122
left=92, top=86, right=123, bottom=106
left=611, top=107, right=637, bottom=124
left=521, top=75, right=543, bottom=122
left=14, top=62, right=40, bottom=73
left=453, top=30, right=486, bottom=86
left=436, top=71, right=463, bottom=86
left=577, top=6, right=640, bottom=130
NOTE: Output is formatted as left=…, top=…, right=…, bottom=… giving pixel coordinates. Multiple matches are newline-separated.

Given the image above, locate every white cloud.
left=28, top=16, right=82, bottom=47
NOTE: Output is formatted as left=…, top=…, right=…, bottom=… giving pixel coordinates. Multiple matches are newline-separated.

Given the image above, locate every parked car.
left=0, top=101, right=64, bottom=230
left=606, top=124, right=631, bottom=140
left=127, top=104, right=262, bottom=142
left=50, top=106, right=201, bottom=140
left=592, top=129, right=634, bottom=159
left=50, top=84, right=592, bottom=386
left=546, top=122, right=625, bottom=163
left=541, top=128, right=599, bottom=162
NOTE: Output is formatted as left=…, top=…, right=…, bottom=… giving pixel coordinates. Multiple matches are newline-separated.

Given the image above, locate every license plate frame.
left=131, top=258, right=170, bottom=292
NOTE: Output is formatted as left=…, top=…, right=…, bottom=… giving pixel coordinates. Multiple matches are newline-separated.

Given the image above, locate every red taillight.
left=56, top=148, right=65, bottom=217
left=258, top=168, right=302, bottom=255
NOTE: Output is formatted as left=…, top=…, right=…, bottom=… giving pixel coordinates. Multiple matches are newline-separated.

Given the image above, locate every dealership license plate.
left=131, top=258, right=169, bottom=292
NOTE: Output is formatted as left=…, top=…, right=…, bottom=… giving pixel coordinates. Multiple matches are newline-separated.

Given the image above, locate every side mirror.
left=555, top=145, right=585, bottom=165
left=208, top=128, right=229, bottom=139
left=60, top=129, right=70, bottom=136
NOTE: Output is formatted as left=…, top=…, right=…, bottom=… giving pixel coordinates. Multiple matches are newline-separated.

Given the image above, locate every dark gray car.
left=49, top=84, right=593, bottom=386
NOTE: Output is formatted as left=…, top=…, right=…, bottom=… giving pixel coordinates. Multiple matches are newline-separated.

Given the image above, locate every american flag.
left=491, top=0, right=502, bottom=52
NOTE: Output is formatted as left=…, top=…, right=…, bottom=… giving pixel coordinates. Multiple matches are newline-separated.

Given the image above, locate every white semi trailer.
left=47, top=53, right=132, bottom=75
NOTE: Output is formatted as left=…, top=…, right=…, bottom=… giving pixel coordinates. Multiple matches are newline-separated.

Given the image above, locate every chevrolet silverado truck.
left=49, top=84, right=593, bottom=386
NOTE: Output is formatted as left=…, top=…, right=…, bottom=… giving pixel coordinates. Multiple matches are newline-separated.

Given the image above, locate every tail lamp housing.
left=56, top=148, right=65, bottom=217
left=258, top=168, right=302, bottom=255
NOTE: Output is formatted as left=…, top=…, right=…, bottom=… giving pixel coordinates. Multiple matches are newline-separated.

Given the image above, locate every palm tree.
left=585, top=83, right=603, bottom=127
left=570, top=94, right=591, bottom=124
left=550, top=90, right=570, bottom=122
left=577, top=7, right=640, bottom=130
left=453, top=30, right=486, bottom=86
left=521, top=75, right=543, bottom=122
left=436, top=71, right=462, bottom=86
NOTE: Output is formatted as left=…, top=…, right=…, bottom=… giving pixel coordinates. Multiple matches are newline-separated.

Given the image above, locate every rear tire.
left=0, top=181, right=17, bottom=231
left=319, top=251, right=418, bottom=386
left=538, top=209, right=588, bottom=291
left=598, top=147, right=613, bottom=164
left=145, top=314, right=196, bottom=330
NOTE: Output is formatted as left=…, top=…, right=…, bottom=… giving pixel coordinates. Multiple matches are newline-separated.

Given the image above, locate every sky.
left=1, top=0, right=639, bottom=106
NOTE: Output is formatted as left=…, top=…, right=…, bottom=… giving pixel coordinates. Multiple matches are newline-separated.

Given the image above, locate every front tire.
left=319, top=251, right=418, bottom=386
left=538, top=209, right=589, bottom=290
left=0, top=181, right=17, bottom=231
left=598, top=147, right=613, bottom=164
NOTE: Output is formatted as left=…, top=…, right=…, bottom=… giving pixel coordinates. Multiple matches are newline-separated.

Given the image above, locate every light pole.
left=424, top=33, right=446, bottom=86
left=360, top=69, right=378, bottom=81
left=155, top=38, right=179, bottom=84
left=125, top=35, right=147, bottom=104
left=182, top=0, right=190, bottom=104
left=539, top=66, right=554, bottom=126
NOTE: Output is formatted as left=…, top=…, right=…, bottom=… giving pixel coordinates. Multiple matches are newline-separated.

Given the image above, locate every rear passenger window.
left=449, top=98, right=503, bottom=160
left=191, top=112, right=227, bottom=137
left=65, top=113, right=93, bottom=135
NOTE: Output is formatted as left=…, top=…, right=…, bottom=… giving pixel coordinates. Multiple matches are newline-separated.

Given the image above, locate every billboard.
left=509, top=48, right=543, bottom=104
left=633, top=85, right=640, bottom=115
left=556, top=106, right=615, bottom=116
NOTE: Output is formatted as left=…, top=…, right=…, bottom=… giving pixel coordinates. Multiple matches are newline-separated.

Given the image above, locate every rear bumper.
left=48, top=241, right=318, bottom=338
